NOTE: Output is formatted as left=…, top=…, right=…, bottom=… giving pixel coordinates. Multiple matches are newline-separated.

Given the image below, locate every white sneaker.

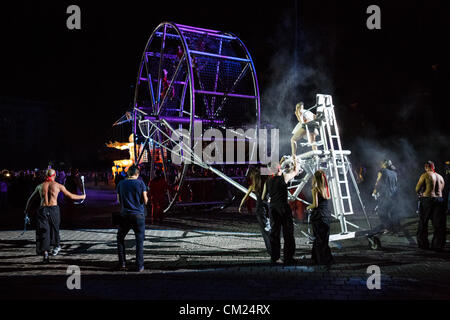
left=51, top=246, right=61, bottom=256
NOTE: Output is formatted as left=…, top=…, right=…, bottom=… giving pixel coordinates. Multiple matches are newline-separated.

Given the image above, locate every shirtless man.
left=24, top=169, right=86, bottom=262
left=415, top=161, right=438, bottom=249
left=432, top=169, right=446, bottom=251
left=291, top=102, right=319, bottom=158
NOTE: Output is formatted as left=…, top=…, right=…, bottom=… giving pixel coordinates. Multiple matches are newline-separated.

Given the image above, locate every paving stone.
left=1, top=195, right=450, bottom=299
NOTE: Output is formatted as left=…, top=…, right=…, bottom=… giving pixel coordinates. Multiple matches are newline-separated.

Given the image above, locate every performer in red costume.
left=149, top=167, right=168, bottom=224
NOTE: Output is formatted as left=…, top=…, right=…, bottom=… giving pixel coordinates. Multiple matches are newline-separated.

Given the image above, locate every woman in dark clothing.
left=239, top=167, right=272, bottom=256
left=307, top=170, right=334, bottom=267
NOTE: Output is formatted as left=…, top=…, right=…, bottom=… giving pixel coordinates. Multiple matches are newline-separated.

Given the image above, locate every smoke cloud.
left=260, top=11, right=335, bottom=156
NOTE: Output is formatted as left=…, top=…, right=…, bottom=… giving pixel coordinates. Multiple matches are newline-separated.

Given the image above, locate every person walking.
left=24, top=169, right=85, bottom=262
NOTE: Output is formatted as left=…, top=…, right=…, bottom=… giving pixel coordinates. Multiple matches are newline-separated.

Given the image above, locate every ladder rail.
left=325, top=104, right=354, bottom=215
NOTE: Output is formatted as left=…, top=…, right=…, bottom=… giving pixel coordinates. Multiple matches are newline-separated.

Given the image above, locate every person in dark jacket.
left=372, top=160, right=399, bottom=234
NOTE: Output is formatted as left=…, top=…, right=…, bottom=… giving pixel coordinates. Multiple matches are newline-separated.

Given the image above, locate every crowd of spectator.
left=0, top=163, right=295, bottom=214
left=0, top=168, right=114, bottom=212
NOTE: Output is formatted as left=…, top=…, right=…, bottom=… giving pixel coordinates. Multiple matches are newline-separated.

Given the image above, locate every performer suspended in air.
left=24, top=169, right=86, bottom=263
left=291, top=101, right=319, bottom=158
left=306, top=170, right=334, bottom=267
left=239, top=167, right=271, bottom=255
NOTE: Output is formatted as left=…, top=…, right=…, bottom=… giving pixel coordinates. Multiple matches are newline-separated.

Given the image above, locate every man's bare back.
left=416, top=171, right=437, bottom=197
left=38, top=181, right=68, bottom=207
left=25, top=170, right=85, bottom=213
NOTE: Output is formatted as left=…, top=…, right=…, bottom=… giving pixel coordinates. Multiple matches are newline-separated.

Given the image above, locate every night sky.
left=0, top=0, right=449, bottom=170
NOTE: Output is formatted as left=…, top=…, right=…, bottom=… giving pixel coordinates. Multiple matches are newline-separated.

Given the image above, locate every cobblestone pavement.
left=1, top=214, right=450, bottom=300
left=1, top=186, right=449, bottom=300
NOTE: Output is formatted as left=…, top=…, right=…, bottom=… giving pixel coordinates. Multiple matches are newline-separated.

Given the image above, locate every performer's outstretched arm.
left=60, top=185, right=86, bottom=200
left=373, top=172, right=382, bottom=195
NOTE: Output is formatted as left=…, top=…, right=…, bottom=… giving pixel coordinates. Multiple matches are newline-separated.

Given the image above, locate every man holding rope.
left=24, top=169, right=86, bottom=263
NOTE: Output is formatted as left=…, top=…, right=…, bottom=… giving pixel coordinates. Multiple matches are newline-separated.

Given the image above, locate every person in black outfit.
left=239, top=167, right=271, bottom=256
left=264, top=157, right=299, bottom=264
left=444, top=161, right=450, bottom=215
left=415, top=161, right=439, bottom=249
left=307, top=170, right=334, bottom=267
left=431, top=168, right=446, bottom=251
left=116, top=165, right=148, bottom=272
left=372, top=160, right=399, bottom=234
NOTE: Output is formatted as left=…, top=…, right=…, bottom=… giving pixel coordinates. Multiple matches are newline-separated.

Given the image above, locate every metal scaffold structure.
left=127, top=22, right=261, bottom=212
left=288, top=94, right=375, bottom=244
left=114, top=23, right=378, bottom=247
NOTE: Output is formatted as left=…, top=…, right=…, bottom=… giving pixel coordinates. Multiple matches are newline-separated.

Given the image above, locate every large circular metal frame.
left=133, top=22, right=260, bottom=212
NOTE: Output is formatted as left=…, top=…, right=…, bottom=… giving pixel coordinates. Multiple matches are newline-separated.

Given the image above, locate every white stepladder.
left=288, top=94, right=378, bottom=246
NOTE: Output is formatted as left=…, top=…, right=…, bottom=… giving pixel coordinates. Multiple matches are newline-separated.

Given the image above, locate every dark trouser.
left=268, top=204, right=295, bottom=262
left=311, top=219, right=334, bottom=265
left=36, top=206, right=60, bottom=255
left=255, top=203, right=272, bottom=256
left=117, top=213, right=145, bottom=268
left=431, top=197, right=446, bottom=250
left=417, top=197, right=435, bottom=249
left=151, top=200, right=164, bottom=223
left=376, top=196, right=400, bottom=232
